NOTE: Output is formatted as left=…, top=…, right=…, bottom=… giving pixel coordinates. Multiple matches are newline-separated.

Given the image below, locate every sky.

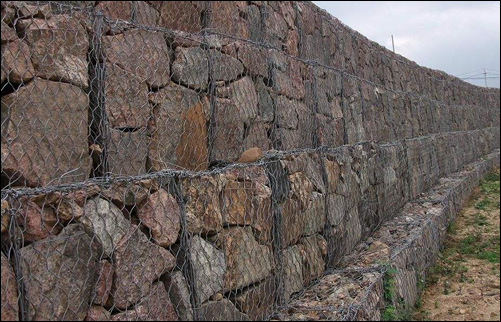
left=312, top=1, right=501, bottom=88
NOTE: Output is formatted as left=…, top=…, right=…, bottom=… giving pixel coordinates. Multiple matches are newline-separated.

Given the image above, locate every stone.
left=238, top=147, right=264, bottom=163
left=107, top=128, right=148, bottom=175
left=104, top=63, right=150, bottom=129
left=19, top=224, right=102, bottom=321
left=199, top=299, right=250, bottom=321
left=303, top=192, right=326, bottom=236
left=281, top=198, right=304, bottom=248
left=1, top=21, right=18, bottom=43
left=92, top=260, right=113, bottom=306
left=82, top=198, right=130, bottom=257
left=171, top=46, right=208, bottom=90
left=103, top=29, right=171, bottom=88
left=211, top=50, right=245, bottom=82
left=138, top=189, right=181, bottom=248
left=214, top=227, right=273, bottom=292
left=1, top=39, right=35, bottom=84
left=148, top=84, right=209, bottom=171
left=224, top=41, right=269, bottom=78
left=299, top=235, right=326, bottom=285
left=189, top=236, right=226, bottom=303
left=210, top=1, right=249, bottom=40
left=1, top=78, right=91, bottom=187
left=164, top=271, right=194, bottom=321
left=1, top=253, right=18, bottom=321
left=231, top=278, right=276, bottom=321
left=158, top=1, right=204, bottom=33
left=281, top=245, right=304, bottom=301
left=16, top=199, right=60, bottom=242
left=1, top=199, right=9, bottom=234
left=101, top=182, right=150, bottom=208
left=111, top=225, right=176, bottom=309
left=20, top=15, right=89, bottom=88
left=210, top=293, right=224, bottom=301
left=182, top=176, right=223, bottom=235
left=53, top=196, right=84, bottom=222
left=111, top=282, right=178, bottom=321
left=85, top=306, right=111, bottom=321
left=16, top=2, right=51, bottom=19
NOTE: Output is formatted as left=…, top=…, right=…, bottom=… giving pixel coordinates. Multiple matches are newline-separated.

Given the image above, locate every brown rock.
left=1, top=78, right=91, bottom=187
left=214, top=227, right=273, bottom=292
left=104, top=63, right=150, bottom=129
left=1, top=199, right=9, bottom=234
left=111, top=225, right=177, bottom=309
left=148, top=84, right=209, bottom=171
left=19, top=224, right=102, bottom=321
left=138, top=189, right=181, bottom=248
left=182, top=175, right=223, bottom=235
left=281, top=245, right=304, bottom=301
left=101, top=182, right=150, bottom=208
left=16, top=199, right=60, bottom=242
left=1, top=253, right=18, bottom=321
left=238, top=147, right=264, bottom=163
left=20, top=15, right=89, bottom=88
left=158, top=1, right=204, bottom=33
left=92, top=260, right=113, bottom=306
left=53, top=196, right=84, bottom=222
left=199, top=299, right=250, bottom=321
left=107, top=128, right=148, bottom=175
left=231, top=278, right=276, bottom=321
left=103, top=29, right=171, bottom=88
left=171, top=46, right=208, bottom=90
left=1, top=39, right=35, bottom=84
left=163, top=271, right=194, bottom=321
left=111, top=282, right=178, bottom=321
left=1, top=21, right=18, bottom=43
left=85, top=306, right=111, bottom=321
left=299, top=235, right=326, bottom=285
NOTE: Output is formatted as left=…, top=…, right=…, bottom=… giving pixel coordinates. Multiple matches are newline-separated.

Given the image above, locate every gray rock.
left=199, top=299, right=249, bottom=321
left=1, top=253, right=18, bottom=321
left=280, top=245, right=303, bottom=301
left=82, top=198, right=130, bottom=257
left=171, top=47, right=208, bottom=90
left=164, top=271, right=194, bottom=321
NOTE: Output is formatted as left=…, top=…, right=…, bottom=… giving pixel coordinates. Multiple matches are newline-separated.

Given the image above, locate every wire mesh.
left=1, top=1, right=500, bottom=322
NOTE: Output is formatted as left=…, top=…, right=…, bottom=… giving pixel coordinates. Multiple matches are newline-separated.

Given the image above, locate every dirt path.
left=413, top=169, right=500, bottom=321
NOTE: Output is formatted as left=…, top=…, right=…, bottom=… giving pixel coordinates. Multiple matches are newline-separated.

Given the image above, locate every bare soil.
left=413, top=169, right=500, bottom=321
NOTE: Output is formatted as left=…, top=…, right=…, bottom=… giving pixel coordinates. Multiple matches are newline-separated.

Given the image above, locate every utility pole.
left=391, top=35, right=395, bottom=53
left=483, top=68, right=488, bottom=88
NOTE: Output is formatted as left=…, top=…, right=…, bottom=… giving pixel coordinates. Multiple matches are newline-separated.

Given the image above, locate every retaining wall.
left=1, top=1, right=500, bottom=321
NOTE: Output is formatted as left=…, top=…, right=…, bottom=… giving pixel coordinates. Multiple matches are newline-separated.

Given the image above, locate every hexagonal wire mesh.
left=1, top=1, right=500, bottom=321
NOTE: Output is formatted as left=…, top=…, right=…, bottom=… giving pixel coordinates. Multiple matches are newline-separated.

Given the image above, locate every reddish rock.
left=103, top=29, right=171, bottom=88
left=19, top=15, right=89, bottom=89
left=16, top=199, right=60, bottom=242
left=148, top=84, right=209, bottom=171
left=111, top=225, right=177, bottom=309
left=85, top=306, right=111, bottom=321
left=1, top=21, right=18, bottom=43
left=1, top=78, right=91, bottom=187
left=104, top=62, right=149, bottom=129
left=1, top=199, right=9, bottom=234
left=1, top=39, right=35, bottom=84
left=92, top=261, right=113, bottom=306
left=199, top=299, right=249, bottom=321
left=231, top=278, right=276, bottom=321
left=158, top=1, right=204, bottom=33
left=111, top=282, right=178, bottom=321
left=299, top=235, right=326, bottom=285
left=1, top=253, right=18, bottom=321
left=171, top=46, right=208, bottom=91
left=107, top=128, right=148, bottom=176
left=138, top=189, right=181, bottom=248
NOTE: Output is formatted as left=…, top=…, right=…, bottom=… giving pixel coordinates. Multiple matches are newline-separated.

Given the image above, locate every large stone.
left=104, top=63, right=149, bottom=129
left=85, top=306, right=111, bottom=321
left=1, top=39, right=35, bottom=84
left=1, top=199, right=9, bottom=234
left=148, top=84, right=209, bottom=171
left=182, top=176, right=223, bottom=235
left=189, top=236, right=226, bottom=303
left=19, top=224, right=102, bottom=321
left=103, top=29, right=171, bottom=88
left=138, top=189, right=181, bottom=248
left=303, top=192, right=326, bottom=236
left=111, top=282, right=178, bottom=321
left=171, top=46, right=208, bottom=90
left=1, top=253, right=18, bottom=321
left=224, top=41, right=269, bottom=78
left=82, top=197, right=130, bottom=257
left=101, top=181, right=150, bottom=208
left=231, top=278, right=276, bottom=321
left=211, top=50, right=245, bottom=82
left=164, top=271, right=194, bottom=321
left=16, top=199, right=60, bottom=242
left=1, top=78, right=91, bottom=187
left=111, top=226, right=177, bottom=309
left=107, top=128, right=148, bottom=175
left=158, top=1, right=204, bottom=33
left=214, top=227, right=273, bottom=292
left=19, top=15, right=89, bottom=88
left=92, top=260, right=113, bottom=306
left=199, top=299, right=249, bottom=321
left=299, top=235, right=326, bottom=285
left=280, top=245, right=303, bottom=301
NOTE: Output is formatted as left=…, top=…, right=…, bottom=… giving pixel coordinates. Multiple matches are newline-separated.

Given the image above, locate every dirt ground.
left=413, top=169, right=501, bottom=321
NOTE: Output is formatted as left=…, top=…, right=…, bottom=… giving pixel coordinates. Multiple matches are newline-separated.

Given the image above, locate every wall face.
left=1, top=1, right=500, bottom=321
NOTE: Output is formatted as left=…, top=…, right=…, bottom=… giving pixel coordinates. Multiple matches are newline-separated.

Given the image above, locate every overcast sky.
left=313, top=1, right=501, bottom=88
